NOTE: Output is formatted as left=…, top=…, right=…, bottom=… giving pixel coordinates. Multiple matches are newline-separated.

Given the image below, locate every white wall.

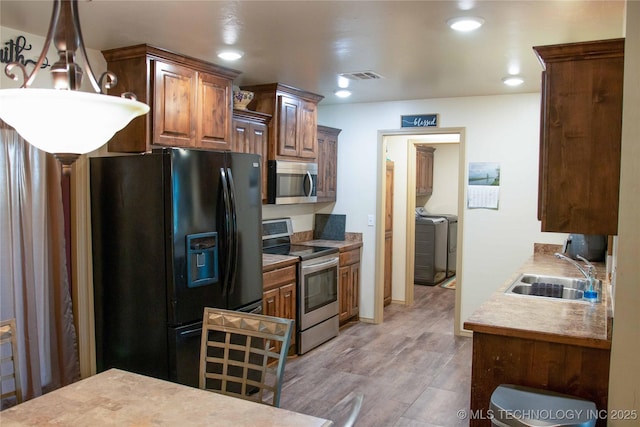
left=608, top=0, right=640, bottom=420
left=421, top=143, right=460, bottom=215
left=0, top=26, right=107, bottom=90
left=318, top=93, right=567, bottom=328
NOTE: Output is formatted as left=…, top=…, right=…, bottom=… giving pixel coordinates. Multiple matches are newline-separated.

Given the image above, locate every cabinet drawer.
left=263, top=265, right=297, bottom=291
left=340, top=248, right=360, bottom=266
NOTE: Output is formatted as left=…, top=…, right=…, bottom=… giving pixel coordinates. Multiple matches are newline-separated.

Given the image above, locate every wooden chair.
left=0, top=319, right=22, bottom=408
left=199, top=307, right=294, bottom=407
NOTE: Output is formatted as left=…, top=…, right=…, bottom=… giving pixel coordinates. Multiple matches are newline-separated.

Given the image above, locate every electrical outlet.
left=367, top=214, right=375, bottom=226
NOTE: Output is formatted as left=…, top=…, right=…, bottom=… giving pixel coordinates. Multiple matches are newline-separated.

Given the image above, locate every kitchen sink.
left=504, top=273, right=601, bottom=302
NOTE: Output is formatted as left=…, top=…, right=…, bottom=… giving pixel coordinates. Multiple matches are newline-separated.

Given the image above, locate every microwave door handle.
left=305, top=170, right=313, bottom=197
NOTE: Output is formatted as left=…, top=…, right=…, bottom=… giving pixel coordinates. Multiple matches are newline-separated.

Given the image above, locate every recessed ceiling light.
left=502, top=76, right=524, bottom=86
left=447, top=16, right=485, bottom=32
left=334, top=89, right=352, bottom=98
left=337, top=75, right=350, bottom=89
left=217, top=50, right=243, bottom=61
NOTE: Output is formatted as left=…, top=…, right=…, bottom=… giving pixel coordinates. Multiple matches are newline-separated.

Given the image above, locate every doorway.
left=375, top=128, right=465, bottom=335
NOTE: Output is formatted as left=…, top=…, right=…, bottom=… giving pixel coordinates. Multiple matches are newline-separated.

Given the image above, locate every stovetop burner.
left=262, top=218, right=339, bottom=260
left=263, top=244, right=338, bottom=260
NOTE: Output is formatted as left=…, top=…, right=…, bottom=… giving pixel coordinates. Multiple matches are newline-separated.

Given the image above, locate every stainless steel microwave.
left=267, top=160, right=317, bottom=204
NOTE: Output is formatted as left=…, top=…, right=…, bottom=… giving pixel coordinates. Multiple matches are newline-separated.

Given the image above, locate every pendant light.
left=0, top=0, right=149, bottom=173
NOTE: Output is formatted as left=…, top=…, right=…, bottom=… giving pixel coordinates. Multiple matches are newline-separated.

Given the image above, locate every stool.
left=490, top=384, right=597, bottom=427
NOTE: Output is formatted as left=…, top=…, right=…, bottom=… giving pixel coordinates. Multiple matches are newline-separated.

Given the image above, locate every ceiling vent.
left=339, top=71, right=385, bottom=81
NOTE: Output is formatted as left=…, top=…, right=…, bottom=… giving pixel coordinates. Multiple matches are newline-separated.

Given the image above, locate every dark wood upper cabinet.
left=533, top=38, right=624, bottom=235
left=416, top=146, right=435, bottom=197
left=232, top=109, right=272, bottom=203
left=102, top=44, right=240, bottom=153
left=240, top=83, right=324, bottom=161
left=316, top=125, right=341, bottom=202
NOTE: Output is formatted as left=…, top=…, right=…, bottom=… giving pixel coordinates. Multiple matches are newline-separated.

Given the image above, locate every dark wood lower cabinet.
left=338, top=246, right=361, bottom=325
left=469, top=332, right=610, bottom=427
left=262, top=263, right=297, bottom=353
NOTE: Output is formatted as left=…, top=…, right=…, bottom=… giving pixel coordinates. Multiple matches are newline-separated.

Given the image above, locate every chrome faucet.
left=554, top=253, right=596, bottom=279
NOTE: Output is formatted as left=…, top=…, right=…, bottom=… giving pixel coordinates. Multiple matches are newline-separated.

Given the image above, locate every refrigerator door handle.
left=178, top=327, right=202, bottom=337
left=226, top=167, right=239, bottom=295
left=220, top=167, right=233, bottom=296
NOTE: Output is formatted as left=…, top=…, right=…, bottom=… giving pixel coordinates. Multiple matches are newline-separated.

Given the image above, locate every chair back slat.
left=0, top=319, right=22, bottom=409
left=199, top=308, right=293, bottom=407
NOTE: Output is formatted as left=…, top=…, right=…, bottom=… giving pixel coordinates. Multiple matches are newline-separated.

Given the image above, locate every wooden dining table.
left=1, top=368, right=333, bottom=426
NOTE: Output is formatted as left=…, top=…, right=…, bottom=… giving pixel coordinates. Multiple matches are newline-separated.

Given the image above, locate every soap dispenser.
left=583, top=265, right=600, bottom=303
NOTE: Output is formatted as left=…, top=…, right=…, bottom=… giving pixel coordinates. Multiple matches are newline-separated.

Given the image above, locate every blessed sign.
left=401, top=114, right=438, bottom=128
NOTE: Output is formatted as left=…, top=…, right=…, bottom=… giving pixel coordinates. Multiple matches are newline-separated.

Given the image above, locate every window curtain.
left=0, top=120, right=80, bottom=405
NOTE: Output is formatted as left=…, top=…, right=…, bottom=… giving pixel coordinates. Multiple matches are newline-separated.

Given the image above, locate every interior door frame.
left=375, top=127, right=466, bottom=336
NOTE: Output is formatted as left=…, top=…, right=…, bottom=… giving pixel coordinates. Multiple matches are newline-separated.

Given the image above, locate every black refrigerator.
left=90, top=148, right=263, bottom=387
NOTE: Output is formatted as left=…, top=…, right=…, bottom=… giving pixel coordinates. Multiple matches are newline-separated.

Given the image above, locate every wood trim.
left=533, top=38, right=625, bottom=67
left=71, top=155, right=96, bottom=377
left=102, top=44, right=241, bottom=79
left=240, top=82, right=324, bottom=103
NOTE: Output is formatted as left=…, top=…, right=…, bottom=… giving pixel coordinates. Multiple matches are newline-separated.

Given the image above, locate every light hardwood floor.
left=279, top=284, right=472, bottom=427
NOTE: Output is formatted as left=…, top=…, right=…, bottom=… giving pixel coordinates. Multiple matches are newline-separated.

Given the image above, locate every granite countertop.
left=262, top=253, right=298, bottom=272
left=464, top=246, right=612, bottom=350
left=1, top=369, right=332, bottom=427
left=299, top=237, right=363, bottom=252
left=262, top=232, right=363, bottom=271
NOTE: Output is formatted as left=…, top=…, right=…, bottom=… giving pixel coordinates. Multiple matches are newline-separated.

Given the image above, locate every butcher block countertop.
left=464, top=244, right=612, bottom=350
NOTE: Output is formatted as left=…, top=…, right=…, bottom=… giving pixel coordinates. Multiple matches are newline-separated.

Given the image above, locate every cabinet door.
left=232, top=119, right=267, bottom=155
left=298, top=100, right=318, bottom=159
left=198, top=73, right=232, bottom=150
left=263, top=288, right=280, bottom=318
left=277, top=95, right=300, bottom=157
left=384, top=232, right=392, bottom=306
left=278, top=283, right=296, bottom=326
left=232, top=120, right=250, bottom=153
left=416, top=148, right=434, bottom=196
left=233, top=117, right=268, bottom=201
left=153, top=61, right=197, bottom=147
left=316, top=129, right=338, bottom=202
left=339, top=266, right=351, bottom=323
left=349, top=263, right=360, bottom=317
left=535, top=39, right=623, bottom=235
left=385, top=161, right=394, bottom=233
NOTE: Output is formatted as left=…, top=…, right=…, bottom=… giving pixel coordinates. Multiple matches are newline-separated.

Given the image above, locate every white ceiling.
left=0, top=1, right=626, bottom=106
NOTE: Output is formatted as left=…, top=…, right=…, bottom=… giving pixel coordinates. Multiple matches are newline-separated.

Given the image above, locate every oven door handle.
left=301, top=257, right=339, bottom=274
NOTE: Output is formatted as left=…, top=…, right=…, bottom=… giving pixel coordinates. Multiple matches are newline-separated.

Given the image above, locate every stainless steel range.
left=262, top=218, right=339, bottom=354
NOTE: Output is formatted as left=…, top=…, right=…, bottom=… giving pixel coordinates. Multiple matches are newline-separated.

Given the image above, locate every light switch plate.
left=367, top=214, right=375, bottom=226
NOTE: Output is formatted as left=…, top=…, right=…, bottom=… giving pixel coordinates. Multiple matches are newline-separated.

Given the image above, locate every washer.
left=414, top=214, right=447, bottom=285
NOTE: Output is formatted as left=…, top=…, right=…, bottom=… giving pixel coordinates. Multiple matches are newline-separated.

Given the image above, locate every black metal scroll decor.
left=1, top=35, right=50, bottom=71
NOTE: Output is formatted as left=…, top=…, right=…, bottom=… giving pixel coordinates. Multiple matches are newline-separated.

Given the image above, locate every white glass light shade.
left=0, top=88, right=149, bottom=155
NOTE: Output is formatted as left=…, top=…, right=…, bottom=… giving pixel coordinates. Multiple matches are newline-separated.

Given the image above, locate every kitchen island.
left=464, top=244, right=612, bottom=427
left=1, top=368, right=332, bottom=426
